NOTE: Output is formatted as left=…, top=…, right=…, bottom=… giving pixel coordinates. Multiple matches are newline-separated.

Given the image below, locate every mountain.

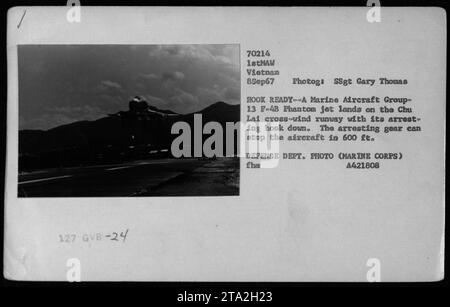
left=187, top=101, right=240, bottom=123
left=19, top=101, right=240, bottom=170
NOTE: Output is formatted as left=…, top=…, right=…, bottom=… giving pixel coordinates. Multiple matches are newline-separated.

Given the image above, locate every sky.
left=18, top=44, right=240, bottom=130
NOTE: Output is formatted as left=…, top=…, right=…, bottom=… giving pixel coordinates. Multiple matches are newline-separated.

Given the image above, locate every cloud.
left=96, top=80, right=124, bottom=92
left=224, top=86, right=240, bottom=101
left=19, top=45, right=240, bottom=130
left=169, top=87, right=199, bottom=107
left=138, top=73, right=159, bottom=80
left=143, top=94, right=166, bottom=107
left=162, top=71, right=185, bottom=82
left=94, top=80, right=128, bottom=108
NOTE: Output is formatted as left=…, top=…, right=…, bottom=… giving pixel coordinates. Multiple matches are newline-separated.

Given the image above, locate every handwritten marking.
left=17, top=9, right=27, bottom=28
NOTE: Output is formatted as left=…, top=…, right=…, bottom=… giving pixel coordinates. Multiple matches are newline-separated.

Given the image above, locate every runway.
left=18, top=158, right=220, bottom=197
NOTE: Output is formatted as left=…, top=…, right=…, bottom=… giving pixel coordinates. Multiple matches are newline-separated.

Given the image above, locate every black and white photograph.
left=17, top=44, right=240, bottom=197
left=2, top=3, right=446, bottom=290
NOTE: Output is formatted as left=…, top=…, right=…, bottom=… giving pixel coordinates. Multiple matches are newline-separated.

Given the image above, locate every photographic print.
left=5, top=6, right=445, bottom=283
